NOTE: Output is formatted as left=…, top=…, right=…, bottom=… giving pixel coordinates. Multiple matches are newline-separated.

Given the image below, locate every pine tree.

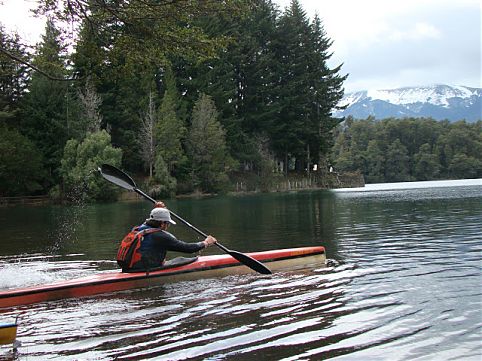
left=309, top=14, right=347, bottom=165
left=226, top=0, right=281, bottom=170
left=152, top=154, right=177, bottom=198
left=155, top=67, right=186, bottom=176
left=0, top=125, right=45, bottom=196
left=173, top=1, right=282, bottom=173
left=270, top=0, right=346, bottom=173
left=20, top=20, right=70, bottom=187
left=270, top=0, right=312, bottom=170
left=187, top=93, right=232, bottom=193
left=0, top=27, right=30, bottom=128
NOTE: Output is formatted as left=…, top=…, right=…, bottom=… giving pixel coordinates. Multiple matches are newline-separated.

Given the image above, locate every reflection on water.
left=0, top=182, right=481, bottom=360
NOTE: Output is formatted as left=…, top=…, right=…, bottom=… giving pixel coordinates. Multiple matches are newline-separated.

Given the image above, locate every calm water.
left=0, top=181, right=481, bottom=360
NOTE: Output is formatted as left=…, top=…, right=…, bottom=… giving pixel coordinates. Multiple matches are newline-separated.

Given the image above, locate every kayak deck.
left=0, top=246, right=326, bottom=308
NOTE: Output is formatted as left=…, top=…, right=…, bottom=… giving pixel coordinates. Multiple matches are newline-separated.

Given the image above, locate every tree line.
left=332, top=117, right=482, bottom=183
left=0, top=0, right=346, bottom=200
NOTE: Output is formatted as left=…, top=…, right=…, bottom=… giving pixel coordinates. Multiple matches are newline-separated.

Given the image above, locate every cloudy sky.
left=275, top=0, right=481, bottom=92
left=1, top=0, right=480, bottom=93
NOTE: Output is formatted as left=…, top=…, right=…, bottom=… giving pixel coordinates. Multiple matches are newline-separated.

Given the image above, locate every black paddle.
left=98, top=164, right=272, bottom=275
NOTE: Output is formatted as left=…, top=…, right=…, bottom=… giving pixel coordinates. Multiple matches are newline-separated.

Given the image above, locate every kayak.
left=0, top=246, right=325, bottom=308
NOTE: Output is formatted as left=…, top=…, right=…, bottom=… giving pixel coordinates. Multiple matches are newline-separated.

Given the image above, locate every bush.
left=60, top=130, right=123, bottom=202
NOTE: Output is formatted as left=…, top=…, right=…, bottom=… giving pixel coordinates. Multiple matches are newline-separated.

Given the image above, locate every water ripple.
left=1, top=185, right=481, bottom=360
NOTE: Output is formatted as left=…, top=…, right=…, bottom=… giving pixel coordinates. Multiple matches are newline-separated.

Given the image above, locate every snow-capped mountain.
left=335, top=84, right=481, bottom=122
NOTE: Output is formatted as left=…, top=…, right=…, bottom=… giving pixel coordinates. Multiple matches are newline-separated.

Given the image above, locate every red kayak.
left=0, top=246, right=326, bottom=308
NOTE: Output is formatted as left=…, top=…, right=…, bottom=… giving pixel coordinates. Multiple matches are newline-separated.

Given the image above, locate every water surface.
left=0, top=181, right=481, bottom=360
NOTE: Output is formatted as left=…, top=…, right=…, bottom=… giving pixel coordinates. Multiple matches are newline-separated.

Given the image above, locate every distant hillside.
left=335, top=84, right=482, bottom=122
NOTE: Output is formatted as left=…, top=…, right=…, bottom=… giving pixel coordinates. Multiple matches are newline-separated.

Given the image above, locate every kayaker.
left=120, top=202, right=217, bottom=272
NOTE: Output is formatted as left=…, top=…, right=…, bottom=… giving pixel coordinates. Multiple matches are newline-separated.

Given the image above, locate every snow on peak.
left=338, top=91, right=367, bottom=108
left=365, top=85, right=475, bottom=107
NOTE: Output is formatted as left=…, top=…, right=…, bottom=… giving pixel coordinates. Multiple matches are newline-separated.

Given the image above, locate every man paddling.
left=118, top=202, right=217, bottom=272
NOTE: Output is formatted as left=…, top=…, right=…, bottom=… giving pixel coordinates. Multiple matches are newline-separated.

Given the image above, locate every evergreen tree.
left=20, top=20, right=69, bottom=187
left=175, top=0, right=281, bottom=172
left=0, top=125, right=45, bottom=196
left=151, top=154, right=177, bottom=198
left=101, top=56, right=158, bottom=171
left=0, top=27, right=30, bottom=128
left=70, top=20, right=109, bottom=84
left=155, top=66, right=186, bottom=176
left=187, top=93, right=233, bottom=193
left=308, top=14, right=346, bottom=163
left=270, top=0, right=346, bottom=172
left=228, top=0, right=281, bottom=170
left=0, top=28, right=44, bottom=196
left=270, top=0, right=312, bottom=169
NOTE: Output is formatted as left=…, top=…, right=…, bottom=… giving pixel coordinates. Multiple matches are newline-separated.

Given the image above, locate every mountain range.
left=334, top=84, right=481, bottom=122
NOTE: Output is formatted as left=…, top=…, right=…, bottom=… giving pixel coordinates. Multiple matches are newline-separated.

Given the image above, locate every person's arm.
left=155, top=231, right=216, bottom=253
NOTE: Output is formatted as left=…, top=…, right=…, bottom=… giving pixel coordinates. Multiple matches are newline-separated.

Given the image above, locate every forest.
left=0, top=0, right=480, bottom=201
left=332, top=117, right=482, bottom=183
left=0, top=0, right=347, bottom=200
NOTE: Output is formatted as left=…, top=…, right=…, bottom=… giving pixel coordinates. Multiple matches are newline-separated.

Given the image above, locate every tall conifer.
left=20, top=20, right=69, bottom=186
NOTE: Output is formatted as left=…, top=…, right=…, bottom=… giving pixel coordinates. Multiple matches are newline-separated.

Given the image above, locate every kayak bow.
left=0, top=246, right=325, bottom=308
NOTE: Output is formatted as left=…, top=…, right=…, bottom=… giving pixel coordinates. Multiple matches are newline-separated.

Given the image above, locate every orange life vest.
left=117, top=226, right=161, bottom=270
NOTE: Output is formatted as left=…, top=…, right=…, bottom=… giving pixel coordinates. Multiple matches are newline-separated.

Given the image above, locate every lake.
left=0, top=180, right=481, bottom=360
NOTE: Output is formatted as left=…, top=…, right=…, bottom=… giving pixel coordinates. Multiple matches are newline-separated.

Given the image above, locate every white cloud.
left=275, top=0, right=481, bottom=92
left=389, top=23, right=441, bottom=42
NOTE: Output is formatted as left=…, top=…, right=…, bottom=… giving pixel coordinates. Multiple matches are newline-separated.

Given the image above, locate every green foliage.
left=267, top=1, right=346, bottom=170
left=19, top=20, right=69, bottom=187
left=173, top=0, right=345, bottom=174
left=448, top=154, right=480, bottom=179
left=385, top=139, right=410, bottom=182
left=364, top=140, right=385, bottom=183
left=155, top=67, right=186, bottom=175
left=151, top=154, right=177, bottom=198
left=0, top=126, right=45, bottom=196
left=3, top=0, right=350, bottom=196
left=36, top=0, right=248, bottom=67
left=60, top=130, right=123, bottom=201
left=187, top=94, right=233, bottom=193
left=0, top=26, right=30, bottom=128
left=414, top=144, right=440, bottom=180
left=332, top=118, right=482, bottom=182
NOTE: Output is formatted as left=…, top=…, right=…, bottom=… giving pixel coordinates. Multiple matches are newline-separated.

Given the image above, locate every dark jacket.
left=131, top=223, right=205, bottom=270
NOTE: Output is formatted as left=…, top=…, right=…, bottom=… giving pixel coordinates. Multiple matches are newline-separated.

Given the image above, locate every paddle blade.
left=228, top=250, right=272, bottom=275
left=99, top=164, right=136, bottom=191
